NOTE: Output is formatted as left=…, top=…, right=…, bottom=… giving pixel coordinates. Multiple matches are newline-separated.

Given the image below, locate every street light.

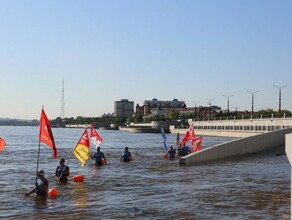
left=223, top=95, right=234, bottom=114
left=247, top=90, right=259, bottom=117
left=273, top=84, right=287, bottom=114
left=233, top=106, right=240, bottom=112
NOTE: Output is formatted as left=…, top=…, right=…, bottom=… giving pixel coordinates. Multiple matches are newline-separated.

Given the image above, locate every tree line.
left=50, top=108, right=292, bottom=128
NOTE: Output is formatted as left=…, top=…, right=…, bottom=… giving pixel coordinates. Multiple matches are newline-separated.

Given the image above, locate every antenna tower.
left=60, top=79, right=65, bottom=118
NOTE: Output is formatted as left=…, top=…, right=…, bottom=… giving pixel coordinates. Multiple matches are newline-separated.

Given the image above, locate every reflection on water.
left=0, top=126, right=290, bottom=219
left=71, top=182, right=88, bottom=207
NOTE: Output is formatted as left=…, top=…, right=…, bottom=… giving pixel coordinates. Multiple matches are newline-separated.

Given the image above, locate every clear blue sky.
left=0, top=0, right=291, bottom=119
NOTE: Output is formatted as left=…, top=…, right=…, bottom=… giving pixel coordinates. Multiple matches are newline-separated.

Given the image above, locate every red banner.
left=39, top=109, right=57, bottom=159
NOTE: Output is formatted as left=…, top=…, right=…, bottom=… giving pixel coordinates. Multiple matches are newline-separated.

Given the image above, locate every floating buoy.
left=48, top=188, right=58, bottom=196
left=121, top=157, right=134, bottom=162
left=162, top=153, right=169, bottom=159
left=72, top=175, right=85, bottom=182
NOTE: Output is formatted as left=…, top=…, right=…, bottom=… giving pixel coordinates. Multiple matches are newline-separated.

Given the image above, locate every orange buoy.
left=48, top=188, right=58, bottom=196
left=162, top=153, right=169, bottom=159
left=72, top=175, right=85, bottom=182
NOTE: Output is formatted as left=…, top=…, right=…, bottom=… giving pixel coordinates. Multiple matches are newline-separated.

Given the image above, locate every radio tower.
left=60, top=79, right=65, bottom=119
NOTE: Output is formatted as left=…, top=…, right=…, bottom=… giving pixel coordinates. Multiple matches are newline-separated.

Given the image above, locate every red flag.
left=39, top=109, right=57, bottom=159
left=90, top=124, right=103, bottom=148
left=193, top=136, right=203, bottom=152
left=0, top=137, right=6, bottom=152
left=180, top=131, right=191, bottom=146
left=180, top=123, right=195, bottom=146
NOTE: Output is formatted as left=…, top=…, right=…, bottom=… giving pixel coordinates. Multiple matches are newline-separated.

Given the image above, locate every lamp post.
left=223, top=95, right=234, bottom=114
left=273, top=84, right=287, bottom=114
left=247, top=90, right=259, bottom=117
left=233, top=106, right=240, bottom=112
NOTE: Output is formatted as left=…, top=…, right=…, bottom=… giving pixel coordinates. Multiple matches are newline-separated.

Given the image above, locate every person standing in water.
left=168, top=145, right=176, bottom=159
left=91, top=146, right=107, bottom=166
left=180, top=144, right=190, bottom=156
left=25, top=169, right=49, bottom=197
left=55, top=158, right=70, bottom=182
left=120, top=146, right=132, bottom=162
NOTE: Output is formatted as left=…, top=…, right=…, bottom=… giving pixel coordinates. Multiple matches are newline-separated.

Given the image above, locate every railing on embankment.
left=170, top=128, right=261, bottom=138
left=179, top=127, right=292, bottom=166
left=170, top=117, right=292, bottom=138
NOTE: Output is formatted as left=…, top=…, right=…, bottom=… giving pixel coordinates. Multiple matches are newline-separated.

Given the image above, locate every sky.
left=0, top=0, right=291, bottom=120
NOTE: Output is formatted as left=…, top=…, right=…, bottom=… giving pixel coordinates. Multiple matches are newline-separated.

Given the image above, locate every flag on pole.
left=160, top=128, right=168, bottom=151
left=73, top=128, right=90, bottom=166
left=180, top=122, right=195, bottom=146
left=90, top=124, right=103, bottom=149
left=39, top=109, right=57, bottom=159
left=0, top=137, right=6, bottom=152
left=176, top=132, right=180, bottom=145
left=192, top=136, right=203, bottom=152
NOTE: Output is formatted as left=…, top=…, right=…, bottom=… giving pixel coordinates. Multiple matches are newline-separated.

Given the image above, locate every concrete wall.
left=285, top=133, right=292, bottom=217
left=190, top=117, right=292, bottom=128
left=180, top=127, right=292, bottom=166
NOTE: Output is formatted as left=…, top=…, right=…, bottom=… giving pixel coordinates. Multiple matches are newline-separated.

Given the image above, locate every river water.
left=0, top=126, right=290, bottom=219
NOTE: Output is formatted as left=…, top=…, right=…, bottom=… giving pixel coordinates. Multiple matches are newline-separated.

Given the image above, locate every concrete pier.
left=180, top=127, right=292, bottom=166
left=285, top=133, right=292, bottom=218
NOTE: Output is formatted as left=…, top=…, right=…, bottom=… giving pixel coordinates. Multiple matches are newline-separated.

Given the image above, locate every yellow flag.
left=73, top=129, right=90, bottom=166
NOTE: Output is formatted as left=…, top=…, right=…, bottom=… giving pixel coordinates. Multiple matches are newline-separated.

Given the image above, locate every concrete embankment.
left=285, top=133, right=292, bottom=217
left=170, top=128, right=261, bottom=138
left=180, top=127, right=292, bottom=166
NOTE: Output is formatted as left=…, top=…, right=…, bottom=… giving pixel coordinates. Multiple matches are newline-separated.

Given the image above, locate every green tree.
left=166, top=110, right=180, bottom=120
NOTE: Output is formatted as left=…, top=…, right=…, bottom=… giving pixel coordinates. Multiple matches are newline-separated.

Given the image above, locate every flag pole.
left=35, top=106, right=44, bottom=185
left=35, top=138, right=41, bottom=185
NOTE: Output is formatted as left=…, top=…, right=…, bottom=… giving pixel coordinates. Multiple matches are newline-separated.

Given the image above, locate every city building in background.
left=114, top=99, right=134, bottom=117
left=115, top=98, right=225, bottom=119
left=135, top=98, right=186, bottom=116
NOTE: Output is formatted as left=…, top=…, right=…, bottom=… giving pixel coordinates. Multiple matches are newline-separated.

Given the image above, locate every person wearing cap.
left=24, top=169, right=49, bottom=197
left=91, top=146, right=107, bottom=166
left=55, top=158, right=70, bottom=182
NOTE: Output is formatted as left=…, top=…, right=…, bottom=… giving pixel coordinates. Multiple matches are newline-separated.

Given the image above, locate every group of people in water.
left=90, top=146, right=132, bottom=165
left=24, top=146, right=132, bottom=197
left=167, top=143, right=191, bottom=159
left=25, top=144, right=191, bottom=197
left=24, top=158, right=71, bottom=197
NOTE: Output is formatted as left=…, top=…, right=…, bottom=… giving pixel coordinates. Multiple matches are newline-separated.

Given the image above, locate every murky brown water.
left=0, top=126, right=290, bottom=219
